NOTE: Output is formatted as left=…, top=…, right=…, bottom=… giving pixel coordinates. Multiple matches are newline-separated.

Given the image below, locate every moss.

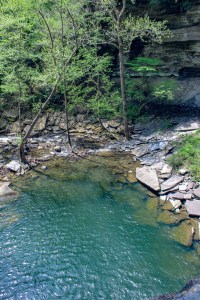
left=168, top=130, right=200, bottom=180
left=171, top=222, right=194, bottom=247
left=157, top=210, right=180, bottom=225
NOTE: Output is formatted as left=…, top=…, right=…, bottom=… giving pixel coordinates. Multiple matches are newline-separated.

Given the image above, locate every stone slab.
left=136, top=167, right=160, bottom=192
left=185, top=200, right=200, bottom=217
left=193, top=187, right=200, bottom=199
left=161, top=176, right=184, bottom=191
left=175, top=121, right=200, bottom=131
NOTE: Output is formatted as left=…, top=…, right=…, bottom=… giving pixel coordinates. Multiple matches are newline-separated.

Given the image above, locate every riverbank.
left=0, top=113, right=200, bottom=252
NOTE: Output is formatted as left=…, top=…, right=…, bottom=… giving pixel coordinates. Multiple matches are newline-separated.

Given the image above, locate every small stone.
left=179, top=183, right=188, bottom=192
left=187, top=182, right=194, bottom=190
left=38, top=146, right=43, bottom=150
left=169, top=199, right=182, bottom=209
left=160, top=195, right=167, bottom=201
left=161, top=164, right=173, bottom=175
left=178, top=168, right=188, bottom=175
left=41, top=165, right=47, bottom=170
left=54, top=146, right=61, bottom=153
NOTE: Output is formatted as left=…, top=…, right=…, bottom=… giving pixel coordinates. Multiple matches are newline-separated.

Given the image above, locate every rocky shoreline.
left=0, top=113, right=200, bottom=250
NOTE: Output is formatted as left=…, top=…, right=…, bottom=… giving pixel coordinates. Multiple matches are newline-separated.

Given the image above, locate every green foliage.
left=168, top=130, right=200, bottom=180
left=152, top=80, right=177, bottom=101
left=125, top=57, right=177, bottom=120
left=65, top=48, right=121, bottom=119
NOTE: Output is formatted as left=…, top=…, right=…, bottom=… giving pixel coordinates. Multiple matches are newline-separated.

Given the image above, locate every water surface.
left=0, top=155, right=199, bottom=299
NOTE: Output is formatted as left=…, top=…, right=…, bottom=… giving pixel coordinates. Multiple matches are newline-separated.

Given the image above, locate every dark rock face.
left=154, top=277, right=200, bottom=300
left=133, top=2, right=200, bottom=109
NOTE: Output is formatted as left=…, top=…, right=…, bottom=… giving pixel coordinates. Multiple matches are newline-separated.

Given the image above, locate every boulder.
left=34, top=115, right=47, bottom=131
left=0, top=182, right=18, bottom=197
left=161, top=176, right=184, bottom=191
left=185, top=200, right=200, bottom=217
left=5, top=160, right=22, bottom=173
left=136, top=167, right=160, bottom=192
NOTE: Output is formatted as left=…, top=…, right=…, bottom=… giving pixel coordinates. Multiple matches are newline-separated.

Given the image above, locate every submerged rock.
left=157, top=210, right=180, bottom=225
left=171, top=221, right=194, bottom=247
left=126, top=171, right=137, bottom=183
left=136, top=166, right=160, bottom=192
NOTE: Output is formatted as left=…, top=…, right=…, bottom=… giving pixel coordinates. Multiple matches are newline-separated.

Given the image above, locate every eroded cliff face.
left=135, top=1, right=200, bottom=108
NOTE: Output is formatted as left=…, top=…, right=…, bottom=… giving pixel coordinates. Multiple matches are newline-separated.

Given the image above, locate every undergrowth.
left=168, top=129, right=200, bottom=181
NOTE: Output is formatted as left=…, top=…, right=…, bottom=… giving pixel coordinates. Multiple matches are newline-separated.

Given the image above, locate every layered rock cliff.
left=134, top=1, right=200, bottom=109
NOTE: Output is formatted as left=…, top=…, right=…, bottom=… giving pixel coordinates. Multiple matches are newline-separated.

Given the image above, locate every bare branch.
left=38, top=10, right=57, bottom=67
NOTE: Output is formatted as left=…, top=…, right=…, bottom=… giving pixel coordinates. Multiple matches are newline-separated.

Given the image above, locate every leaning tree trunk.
left=118, top=40, right=129, bottom=140
left=19, top=80, right=58, bottom=163
left=63, top=77, right=72, bottom=148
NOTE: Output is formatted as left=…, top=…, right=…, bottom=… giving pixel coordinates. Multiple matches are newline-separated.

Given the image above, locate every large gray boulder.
left=136, top=166, right=160, bottom=192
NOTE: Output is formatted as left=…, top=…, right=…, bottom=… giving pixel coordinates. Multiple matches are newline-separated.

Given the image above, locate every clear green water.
left=0, top=156, right=199, bottom=300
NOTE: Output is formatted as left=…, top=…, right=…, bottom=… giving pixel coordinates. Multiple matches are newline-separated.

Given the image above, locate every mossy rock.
left=116, top=175, right=127, bottom=184
left=157, top=210, right=180, bottom=225
left=162, top=201, right=174, bottom=211
left=126, top=172, right=137, bottom=183
left=146, top=197, right=159, bottom=218
left=171, top=222, right=194, bottom=247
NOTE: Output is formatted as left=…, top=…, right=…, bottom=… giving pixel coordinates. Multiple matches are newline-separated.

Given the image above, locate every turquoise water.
left=0, top=157, right=199, bottom=299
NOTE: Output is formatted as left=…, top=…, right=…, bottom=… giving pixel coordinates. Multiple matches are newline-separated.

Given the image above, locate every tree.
left=0, top=0, right=43, bottom=137
left=93, top=0, right=171, bottom=139
left=65, top=48, right=121, bottom=126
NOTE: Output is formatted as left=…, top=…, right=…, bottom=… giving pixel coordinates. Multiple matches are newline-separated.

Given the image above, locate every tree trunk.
left=63, top=78, right=72, bottom=148
left=19, top=80, right=58, bottom=162
left=118, top=41, right=129, bottom=140
left=18, top=102, right=22, bottom=139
